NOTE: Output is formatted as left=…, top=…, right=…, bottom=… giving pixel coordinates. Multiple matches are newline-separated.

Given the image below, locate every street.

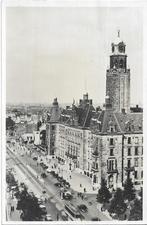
left=6, top=140, right=112, bottom=221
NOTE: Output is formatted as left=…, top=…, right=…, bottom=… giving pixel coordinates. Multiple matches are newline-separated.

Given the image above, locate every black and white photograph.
left=2, top=0, right=146, bottom=223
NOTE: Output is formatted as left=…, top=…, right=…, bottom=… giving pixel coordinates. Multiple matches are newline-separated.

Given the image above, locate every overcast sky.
left=6, top=7, right=143, bottom=106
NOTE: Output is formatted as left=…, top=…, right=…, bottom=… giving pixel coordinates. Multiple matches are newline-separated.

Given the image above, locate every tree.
left=129, top=198, right=142, bottom=221
left=123, top=178, right=135, bottom=201
left=97, top=178, right=112, bottom=204
left=37, top=120, right=42, bottom=131
left=17, top=186, right=44, bottom=221
left=108, top=188, right=127, bottom=218
left=6, top=117, right=15, bottom=130
left=6, top=171, right=18, bottom=188
left=139, top=187, right=143, bottom=199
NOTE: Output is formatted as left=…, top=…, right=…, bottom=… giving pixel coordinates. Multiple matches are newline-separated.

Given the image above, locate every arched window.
left=119, top=59, right=124, bottom=68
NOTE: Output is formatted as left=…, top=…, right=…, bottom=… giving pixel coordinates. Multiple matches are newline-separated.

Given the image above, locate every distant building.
left=130, top=105, right=143, bottom=113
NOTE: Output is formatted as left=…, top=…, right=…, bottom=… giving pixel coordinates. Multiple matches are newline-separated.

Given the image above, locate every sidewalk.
left=43, top=157, right=98, bottom=194
left=69, top=170, right=98, bottom=194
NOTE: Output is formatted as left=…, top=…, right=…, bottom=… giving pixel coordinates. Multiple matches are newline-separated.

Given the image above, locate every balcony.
left=92, top=151, right=99, bottom=158
left=107, top=168, right=118, bottom=174
left=65, top=152, right=77, bottom=160
left=125, top=166, right=134, bottom=172
left=91, top=166, right=99, bottom=172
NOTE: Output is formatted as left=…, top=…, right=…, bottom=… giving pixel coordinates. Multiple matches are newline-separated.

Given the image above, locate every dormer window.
left=110, top=127, right=114, bottom=132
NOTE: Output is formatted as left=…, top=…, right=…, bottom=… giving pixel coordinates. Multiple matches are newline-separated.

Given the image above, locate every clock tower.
left=106, top=32, right=130, bottom=113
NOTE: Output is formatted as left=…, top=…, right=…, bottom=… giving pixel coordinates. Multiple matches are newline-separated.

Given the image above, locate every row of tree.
left=6, top=171, right=45, bottom=221
left=97, top=178, right=142, bottom=220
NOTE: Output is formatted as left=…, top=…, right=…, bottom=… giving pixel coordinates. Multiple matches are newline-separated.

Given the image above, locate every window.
left=52, top=125, right=55, bottom=130
left=95, top=163, right=98, bottom=169
left=128, top=137, right=131, bottom=144
left=110, top=138, right=114, bottom=145
left=110, top=127, right=114, bottom=132
left=128, top=148, right=131, bottom=156
left=135, top=147, right=138, bottom=156
left=134, top=158, right=138, bottom=167
left=127, top=159, right=131, bottom=168
left=141, top=157, right=143, bottom=167
left=134, top=171, right=138, bottom=179
left=135, top=137, right=139, bottom=144
left=110, top=149, right=114, bottom=156
left=107, top=159, right=116, bottom=171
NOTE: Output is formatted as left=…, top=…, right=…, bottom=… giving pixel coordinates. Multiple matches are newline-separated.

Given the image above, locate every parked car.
left=63, top=191, right=73, bottom=200
left=64, top=182, right=70, bottom=189
left=54, top=182, right=63, bottom=187
left=41, top=173, right=47, bottom=178
left=57, top=176, right=63, bottom=182
left=42, top=164, right=48, bottom=170
left=78, top=204, right=88, bottom=213
left=33, top=156, right=38, bottom=160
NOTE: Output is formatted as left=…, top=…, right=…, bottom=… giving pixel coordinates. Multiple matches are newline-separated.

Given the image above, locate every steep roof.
left=60, top=103, right=95, bottom=128
left=90, top=110, right=143, bottom=135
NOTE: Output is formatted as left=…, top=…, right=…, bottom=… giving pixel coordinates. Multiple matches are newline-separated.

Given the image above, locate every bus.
left=64, top=203, right=84, bottom=221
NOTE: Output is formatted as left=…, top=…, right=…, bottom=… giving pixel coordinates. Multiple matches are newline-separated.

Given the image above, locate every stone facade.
left=106, top=38, right=130, bottom=113
left=45, top=36, right=143, bottom=190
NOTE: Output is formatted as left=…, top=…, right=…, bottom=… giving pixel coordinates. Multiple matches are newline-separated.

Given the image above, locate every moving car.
left=78, top=204, right=88, bottom=213
left=45, top=214, right=53, bottom=221
left=64, top=203, right=84, bottom=221
left=41, top=173, right=47, bottom=178
left=91, top=217, right=101, bottom=221
left=33, top=156, right=38, bottom=160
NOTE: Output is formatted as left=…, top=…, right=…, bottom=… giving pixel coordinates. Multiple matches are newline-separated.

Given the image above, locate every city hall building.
left=46, top=35, right=143, bottom=190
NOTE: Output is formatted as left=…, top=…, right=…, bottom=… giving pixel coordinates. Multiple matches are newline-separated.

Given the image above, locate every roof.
left=90, top=109, right=143, bottom=135
left=60, top=103, right=95, bottom=128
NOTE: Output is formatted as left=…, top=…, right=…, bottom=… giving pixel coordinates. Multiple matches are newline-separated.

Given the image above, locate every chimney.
left=121, top=108, right=126, bottom=114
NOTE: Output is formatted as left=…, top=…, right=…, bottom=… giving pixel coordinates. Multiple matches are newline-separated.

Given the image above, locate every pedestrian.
left=81, top=195, right=84, bottom=200
left=80, top=183, right=82, bottom=187
left=57, top=213, right=59, bottom=221
left=70, top=175, right=71, bottom=179
left=84, top=188, right=86, bottom=192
